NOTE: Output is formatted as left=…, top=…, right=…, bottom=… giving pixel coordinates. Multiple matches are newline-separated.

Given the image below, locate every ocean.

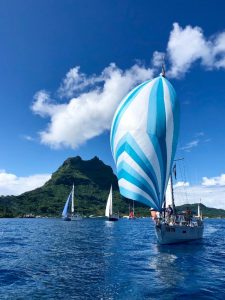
left=0, top=218, right=224, bottom=299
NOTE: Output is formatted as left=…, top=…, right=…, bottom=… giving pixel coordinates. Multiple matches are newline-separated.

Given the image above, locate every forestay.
left=110, top=75, right=179, bottom=211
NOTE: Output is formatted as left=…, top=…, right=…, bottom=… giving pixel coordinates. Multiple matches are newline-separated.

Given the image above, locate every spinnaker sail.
left=110, top=75, right=179, bottom=211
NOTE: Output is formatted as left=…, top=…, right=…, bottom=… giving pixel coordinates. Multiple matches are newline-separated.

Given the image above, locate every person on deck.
left=129, top=210, right=134, bottom=219
left=166, top=205, right=174, bottom=223
left=166, top=205, right=174, bottom=216
left=185, top=207, right=192, bottom=225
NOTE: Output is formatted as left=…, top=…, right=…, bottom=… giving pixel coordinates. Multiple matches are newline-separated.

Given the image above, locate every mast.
left=133, top=200, right=135, bottom=216
left=161, top=57, right=166, bottom=77
left=71, top=184, right=74, bottom=214
left=110, top=185, right=113, bottom=216
left=198, top=199, right=202, bottom=219
left=170, top=173, right=175, bottom=211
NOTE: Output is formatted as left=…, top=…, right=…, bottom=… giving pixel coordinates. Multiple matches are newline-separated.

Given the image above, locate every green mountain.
left=0, top=156, right=147, bottom=218
left=0, top=156, right=224, bottom=218
left=176, top=203, right=225, bottom=219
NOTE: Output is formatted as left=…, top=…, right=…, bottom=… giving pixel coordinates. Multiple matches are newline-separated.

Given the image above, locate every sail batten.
left=111, top=75, right=179, bottom=211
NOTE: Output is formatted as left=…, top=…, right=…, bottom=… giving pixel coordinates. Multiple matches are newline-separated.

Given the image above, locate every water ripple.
left=0, top=218, right=225, bottom=299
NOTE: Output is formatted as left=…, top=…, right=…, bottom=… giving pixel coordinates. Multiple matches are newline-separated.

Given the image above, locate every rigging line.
left=181, top=159, right=189, bottom=204
left=177, top=137, right=189, bottom=204
left=177, top=161, right=186, bottom=204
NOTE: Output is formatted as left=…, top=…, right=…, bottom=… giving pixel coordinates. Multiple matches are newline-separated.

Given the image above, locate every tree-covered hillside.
left=0, top=156, right=148, bottom=217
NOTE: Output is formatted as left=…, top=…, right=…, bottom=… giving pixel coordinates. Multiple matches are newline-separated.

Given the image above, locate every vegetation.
left=0, top=156, right=148, bottom=218
left=176, top=203, right=225, bottom=219
left=0, top=156, right=224, bottom=218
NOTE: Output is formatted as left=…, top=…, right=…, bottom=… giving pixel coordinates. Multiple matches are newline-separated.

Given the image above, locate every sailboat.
left=105, top=185, right=119, bottom=221
left=62, top=184, right=82, bottom=221
left=154, top=170, right=204, bottom=244
left=110, top=65, right=204, bottom=244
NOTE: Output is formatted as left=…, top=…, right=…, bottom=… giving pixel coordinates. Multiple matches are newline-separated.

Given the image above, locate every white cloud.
left=180, top=139, right=199, bottom=152
left=57, top=67, right=103, bottom=99
left=204, top=138, right=211, bottom=143
left=173, top=175, right=225, bottom=209
left=152, top=51, right=165, bottom=68
left=29, top=22, right=225, bottom=150
left=174, top=183, right=225, bottom=209
left=21, top=135, right=35, bottom=142
left=32, top=91, right=63, bottom=118
left=195, top=131, right=204, bottom=137
left=166, top=22, right=225, bottom=78
left=31, top=63, right=153, bottom=149
left=180, top=133, right=210, bottom=152
left=202, top=174, right=225, bottom=186
left=174, top=181, right=190, bottom=188
left=0, top=170, right=51, bottom=196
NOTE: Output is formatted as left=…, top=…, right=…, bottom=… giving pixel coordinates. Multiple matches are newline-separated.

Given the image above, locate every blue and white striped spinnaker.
left=110, top=75, right=179, bottom=211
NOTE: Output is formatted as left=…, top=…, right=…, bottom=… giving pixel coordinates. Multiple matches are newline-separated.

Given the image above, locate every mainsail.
left=110, top=75, right=179, bottom=211
left=105, top=185, right=113, bottom=217
left=165, top=177, right=173, bottom=206
left=71, top=184, right=75, bottom=214
left=62, top=191, right=72, bottom=218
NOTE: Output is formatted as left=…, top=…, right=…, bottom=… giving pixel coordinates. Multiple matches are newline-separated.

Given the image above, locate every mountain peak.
left=51, top=155, right=117, bottom=190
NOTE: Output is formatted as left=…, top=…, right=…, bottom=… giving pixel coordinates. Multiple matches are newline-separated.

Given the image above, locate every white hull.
left=155, top=223, right=204, bottom=245
left=71, top=214, right=82, bottom=221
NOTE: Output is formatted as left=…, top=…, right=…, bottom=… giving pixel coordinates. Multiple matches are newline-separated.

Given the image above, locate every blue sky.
left=0, top=0, right=225, bottom=207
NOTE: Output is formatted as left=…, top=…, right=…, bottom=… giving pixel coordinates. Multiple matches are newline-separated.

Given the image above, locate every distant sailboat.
left=105, top=186, right=119, bottom=221
left=62, top=184, right=82, bottom=221
left=129, top=200, right=135, bottom=219
left=110, top=64, right=203, bottom=244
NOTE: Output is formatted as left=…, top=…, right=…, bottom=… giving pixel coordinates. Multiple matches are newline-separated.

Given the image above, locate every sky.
left=0, top=0, right=225, bottom=208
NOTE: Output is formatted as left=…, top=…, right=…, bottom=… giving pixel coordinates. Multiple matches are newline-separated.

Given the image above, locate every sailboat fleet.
left=61, top=65, right=204, bottom=245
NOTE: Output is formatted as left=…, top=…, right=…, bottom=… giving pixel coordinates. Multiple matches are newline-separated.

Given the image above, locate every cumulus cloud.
left=202, top=174, right=225, bottom=186
left=174, top=182, right=225, bottom=209
left=29, top=22, right=225, bottom=150
left=174, top=175, right=225, bottom=209
left=166, top=22, right=225, bottom=78
left=0, top=170, right=51, bottom=196
left=174, top=181, right=190, bottom=188
left=152, top=51, right=165, bottom=68
left=31, top=63, right=153, bottom=149
left=57, top=67, right=103, bottom=99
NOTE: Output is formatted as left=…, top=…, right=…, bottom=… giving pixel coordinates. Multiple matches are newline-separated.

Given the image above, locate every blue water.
left=0, top=218, right=224, bottom=300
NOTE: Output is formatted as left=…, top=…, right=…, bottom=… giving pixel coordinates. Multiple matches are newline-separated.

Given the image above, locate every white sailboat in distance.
left=105, top=185, right=119, bottom=221
left=62, top=184, right=82, bottom=221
